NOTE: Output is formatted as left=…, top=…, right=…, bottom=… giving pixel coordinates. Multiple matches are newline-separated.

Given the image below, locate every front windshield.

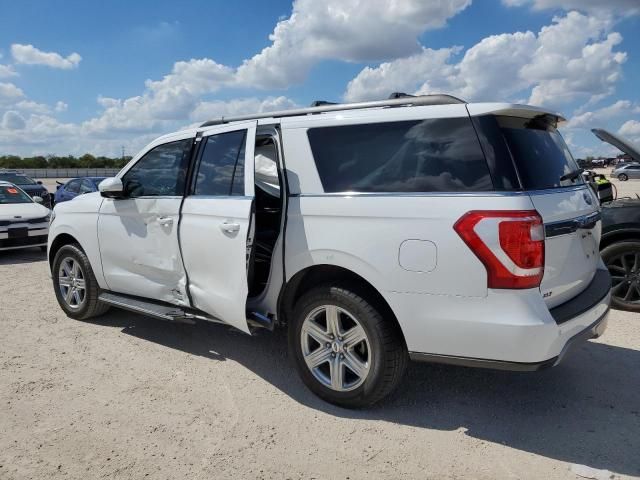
left=0, top=185, right=33, bottom=204
left=0, top=173, right=36, bottom=185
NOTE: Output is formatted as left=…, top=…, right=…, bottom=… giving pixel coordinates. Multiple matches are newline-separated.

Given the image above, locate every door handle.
left=158, top=216, right=174, bottom=226
left=220, top=221, right=240, bottom=233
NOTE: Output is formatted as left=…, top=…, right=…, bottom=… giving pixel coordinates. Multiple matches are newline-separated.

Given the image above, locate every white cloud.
left=11, top=44, right=81, bottom=69
left=55, top=101, right=68, bottom=112
left=1, top=110, right=25, bottom=130
left=344, top=11, right=627, bottom=109
left=566, top=100, right=639, bottom=128
left=236, top=0, right=472, bottom=88
left=502, top=0, right=640, bottom=15
left=0, top=64, right=17, bottom=78
left=0, top=82, right=24, bottom=105
left=619, top=120, right=640, bottom=144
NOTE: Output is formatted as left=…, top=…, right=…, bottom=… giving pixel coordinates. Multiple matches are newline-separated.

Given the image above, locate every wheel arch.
left=278, top=264, right=407, bottom=349
left=600, top=228, right=640, bottom=250
left=48, top=232, right=82, bottom=269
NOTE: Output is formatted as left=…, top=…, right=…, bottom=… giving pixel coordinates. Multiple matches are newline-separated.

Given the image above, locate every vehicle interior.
left=248, top=133, right=284, bottom=298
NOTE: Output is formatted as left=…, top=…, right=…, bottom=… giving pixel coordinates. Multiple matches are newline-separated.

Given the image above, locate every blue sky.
left=0, top=0, right=638, bottom=157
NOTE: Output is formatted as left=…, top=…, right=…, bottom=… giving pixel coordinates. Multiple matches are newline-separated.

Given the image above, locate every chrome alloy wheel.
left=300, top=304, right=371, bottom=392
left=608, top=250, right=640, bottom=306
left=58, top=257, right=87, bottom=309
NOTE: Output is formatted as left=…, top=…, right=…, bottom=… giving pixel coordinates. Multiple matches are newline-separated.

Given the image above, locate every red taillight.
left=454, top=210, right=545, bottom=289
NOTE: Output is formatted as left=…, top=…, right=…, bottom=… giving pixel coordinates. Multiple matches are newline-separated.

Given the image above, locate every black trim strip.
left=549, top=268, right=611, bottom=324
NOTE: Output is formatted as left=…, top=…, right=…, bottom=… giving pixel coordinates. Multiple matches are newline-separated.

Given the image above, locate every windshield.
left=0, top=185, right=33, bottom=204
left=498, top=116, right=584, bottom=190
left=0, top=173, right=37, bottom=185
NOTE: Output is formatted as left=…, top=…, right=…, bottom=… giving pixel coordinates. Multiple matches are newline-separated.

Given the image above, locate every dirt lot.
left=0, top=176, right=638, bottom=480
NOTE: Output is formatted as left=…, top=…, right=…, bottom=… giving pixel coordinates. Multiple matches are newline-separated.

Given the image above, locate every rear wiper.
left=560, top=168, right=584, bottom=182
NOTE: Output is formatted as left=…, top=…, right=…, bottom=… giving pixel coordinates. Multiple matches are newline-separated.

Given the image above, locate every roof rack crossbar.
left=200, top=94, right=466, bottom=127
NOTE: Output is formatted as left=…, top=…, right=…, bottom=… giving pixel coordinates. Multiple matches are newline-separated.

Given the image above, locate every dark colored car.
left=592, top=128, right=640, bottom=311
left=601, top=199, right=640, bottom=312
left=54, top=177, right=106, bottom=204
left=0, top=171, right=52, bottom=207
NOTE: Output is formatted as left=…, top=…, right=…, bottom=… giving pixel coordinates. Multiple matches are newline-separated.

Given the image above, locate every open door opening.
left=248, top=134, right=284, bottom=298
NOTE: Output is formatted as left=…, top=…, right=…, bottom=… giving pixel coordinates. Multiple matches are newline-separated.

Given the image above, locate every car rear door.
left=496, top=116, right=601, bottom=307
left=179, top=121, right=257, bottom=333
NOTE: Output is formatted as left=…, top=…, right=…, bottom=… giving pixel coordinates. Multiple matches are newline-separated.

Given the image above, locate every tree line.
left=0, top=154, right=131, bottom=169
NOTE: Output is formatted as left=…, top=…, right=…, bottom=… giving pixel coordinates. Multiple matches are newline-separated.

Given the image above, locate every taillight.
left=454, top=210, right=545, bottom=289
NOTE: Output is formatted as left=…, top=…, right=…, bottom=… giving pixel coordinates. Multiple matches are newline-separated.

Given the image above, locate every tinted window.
left=79, top=179, right=94, bottom=194
left=66, top=179, right=81, bottom=193
left=122, top=139, right=192, bottom=198
left=0, top=173, right=36, bottom=185
left=497, top=116, right=584, bottom=190
left=307, top=118, right=492, bottom=193
left=0, top=185, right=32, bottom=204
left=193, top=130, right=246, bottom=196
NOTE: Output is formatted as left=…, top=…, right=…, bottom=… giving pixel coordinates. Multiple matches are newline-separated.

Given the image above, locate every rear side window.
left=192, top=130, right=246, bottom=196
left=307, top=118, right=493, bottom=193
left=497, top=116, right=584, bottom=190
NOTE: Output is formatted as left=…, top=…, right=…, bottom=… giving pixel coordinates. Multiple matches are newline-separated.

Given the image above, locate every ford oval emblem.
left=583, top=192, right=593, bottom=205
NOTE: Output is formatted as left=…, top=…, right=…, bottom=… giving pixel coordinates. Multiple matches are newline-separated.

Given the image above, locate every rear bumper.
left=409, top=308, right=609, bottom=371
left=388, top=267, right=612, bottom=368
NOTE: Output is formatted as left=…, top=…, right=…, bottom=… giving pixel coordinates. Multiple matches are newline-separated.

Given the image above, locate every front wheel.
left=289, top=284, right=407, bottom=408
left=52, top=243, right=109, bottom=320
left=618, top=173, right=628, bottom=181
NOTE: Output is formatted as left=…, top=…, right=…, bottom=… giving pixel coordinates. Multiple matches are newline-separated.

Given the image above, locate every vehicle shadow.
left=92, top=310, right=639, bottom=477
left=0, top=248, right=46, bottom=265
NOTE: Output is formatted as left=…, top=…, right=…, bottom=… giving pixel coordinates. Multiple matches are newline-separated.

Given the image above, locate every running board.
left=99, top=292, right=198, bottom=324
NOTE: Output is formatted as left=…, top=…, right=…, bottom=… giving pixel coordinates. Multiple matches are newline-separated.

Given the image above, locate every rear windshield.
left=497, top=116, right=584, bottom=190
left=307, top=118, right=493, bottom=193
left=0, top=173, right=36, bottom=185
left=0, top=185, right=33, bottom=204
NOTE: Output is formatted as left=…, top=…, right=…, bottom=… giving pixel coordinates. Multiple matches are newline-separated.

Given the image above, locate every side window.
left=122, top=139, right=192, bottom=198
left=192, top=130, right=247, bottom=196
left=66, top=179, right=81, bottom=194
left=307, top=118, right=492, bottom=193
left=79, top=179, right=93, bottom=194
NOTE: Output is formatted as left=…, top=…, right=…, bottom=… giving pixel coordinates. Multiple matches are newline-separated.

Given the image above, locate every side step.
left=98, top=292, right=198, bottom=324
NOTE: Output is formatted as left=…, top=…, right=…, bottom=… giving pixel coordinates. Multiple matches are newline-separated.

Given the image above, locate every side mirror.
left=37, top=180, right=43, bottom=185
left=99, top=177, right=125, bottom=198
left=33, top=196, right=43, bottom=204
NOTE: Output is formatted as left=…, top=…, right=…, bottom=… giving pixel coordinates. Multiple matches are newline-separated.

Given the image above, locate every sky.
left=0, top=0, right=638, bottom=159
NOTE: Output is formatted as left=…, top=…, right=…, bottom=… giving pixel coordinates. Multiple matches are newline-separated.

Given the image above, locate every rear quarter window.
left=307, top=118, right=493, bottom=193
left=496, top=116, right=584, bottom=190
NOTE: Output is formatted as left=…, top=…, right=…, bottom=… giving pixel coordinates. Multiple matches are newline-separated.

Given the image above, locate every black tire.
left=289, top=283, right=407, bottom=408
left=618, top=173, right=628, bottom=181
left=52, top=243, right=110, bottom=320
left=601, top=240, right=640, bottom=312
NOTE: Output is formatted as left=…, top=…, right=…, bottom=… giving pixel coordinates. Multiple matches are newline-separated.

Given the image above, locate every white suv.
left=48, top=94, right=611, bottom=407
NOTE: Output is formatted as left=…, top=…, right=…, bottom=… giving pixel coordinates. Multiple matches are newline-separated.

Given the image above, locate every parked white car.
left=0, top=181, right=50, bottom=252
left=48, top=94, right=611, bottom=407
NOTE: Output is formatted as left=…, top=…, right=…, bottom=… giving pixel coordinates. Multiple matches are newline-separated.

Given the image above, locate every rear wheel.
left=601, top=240, right=640, bottom=312
left=52, top=244, right=109, bottom=320
left=289, top=284, right=407, bottom=408
left=618, top=173, right=628, bottom=181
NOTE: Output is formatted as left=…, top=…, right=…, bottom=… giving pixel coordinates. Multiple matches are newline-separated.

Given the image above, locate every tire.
left=601, top=240, right=640, bottom=312
left=289, top=283, right=407, bottom=408
left=618, top=173, right=628, bottom=181
left=52, top=243, right=110, bottom=320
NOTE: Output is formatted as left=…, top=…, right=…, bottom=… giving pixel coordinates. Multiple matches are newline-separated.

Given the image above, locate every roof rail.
left=200, top=93, right=466, bottom=127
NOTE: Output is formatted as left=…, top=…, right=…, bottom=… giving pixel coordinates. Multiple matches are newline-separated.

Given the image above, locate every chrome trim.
left=544, top=211, right=601, bottom=238
left=291, top=185, right=589, bottom=198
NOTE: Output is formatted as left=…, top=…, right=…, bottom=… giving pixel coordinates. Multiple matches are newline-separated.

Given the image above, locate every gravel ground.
left=1, top=252, right=639, bottom=480
left=0, top=174, right=636, bottom=479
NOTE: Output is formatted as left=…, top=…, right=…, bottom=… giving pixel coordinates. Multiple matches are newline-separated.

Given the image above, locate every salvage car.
left=0, top=181, right=50, bottom=251
left=48, top=95, right=611, bottom=407
left=54, top=177, right=106, bottom=204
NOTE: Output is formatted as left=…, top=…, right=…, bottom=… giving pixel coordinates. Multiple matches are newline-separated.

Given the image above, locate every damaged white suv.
left=48, top=94, right=611, bottom=407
